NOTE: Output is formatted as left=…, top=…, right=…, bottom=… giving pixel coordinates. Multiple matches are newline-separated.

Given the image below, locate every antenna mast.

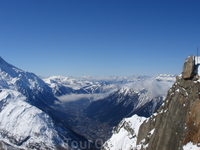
left=197, top=47, right=199, bottom=64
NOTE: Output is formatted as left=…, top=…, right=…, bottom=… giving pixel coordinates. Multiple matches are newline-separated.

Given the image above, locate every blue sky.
left=0, top=0, right=200, bottom=76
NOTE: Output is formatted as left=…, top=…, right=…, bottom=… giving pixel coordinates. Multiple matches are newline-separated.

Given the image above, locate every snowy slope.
left=183, top=142, right=200, bottom=150
left=0, top=56, right=91, bottom=150
left=0, top=56, right=56, bottom=106
left=0, top=57, right=49, bottom=91
left=0, top=89, right=76, bottom=149
left=102, top=115, right=146, bottom=150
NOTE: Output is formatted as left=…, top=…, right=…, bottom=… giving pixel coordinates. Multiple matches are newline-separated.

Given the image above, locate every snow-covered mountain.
left=85, top=77, right=174, bottom=126
left=0, top=57, right=89, bottom=149
left=0, top=89, right=85, bottom=149
left=0, top=56, right=58, bottom=108
left=43, top=76, right=119, bottom=96
left=43, top=75, right=150, bottom=96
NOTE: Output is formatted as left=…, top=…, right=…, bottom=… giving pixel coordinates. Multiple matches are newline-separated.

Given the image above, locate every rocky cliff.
left=102, top=55, right=200, bottom=150
left=137, top=55, right=200, bottom=149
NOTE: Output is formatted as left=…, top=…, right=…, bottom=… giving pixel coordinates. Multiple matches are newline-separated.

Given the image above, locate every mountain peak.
left=0, top=56, right=56, bottom=105
left=0, top=56, right=10, bottom=64
left=0, top=56, right=7, bottom=65
left=0, top=56, right=22, bottom=77
left=0, top=56, right=5, bottom=61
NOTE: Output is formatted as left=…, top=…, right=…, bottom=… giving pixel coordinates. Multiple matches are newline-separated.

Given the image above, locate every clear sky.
left=0, top=0, right=200, bottom=77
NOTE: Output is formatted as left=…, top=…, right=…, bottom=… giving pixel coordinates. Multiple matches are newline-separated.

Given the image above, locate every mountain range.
left=0, top=56, right=176, bottom=149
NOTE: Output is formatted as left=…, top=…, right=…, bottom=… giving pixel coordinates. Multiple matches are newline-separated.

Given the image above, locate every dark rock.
left=182, top=55, right=195, bottom=79
left=137, top=56, right=200, bottom=150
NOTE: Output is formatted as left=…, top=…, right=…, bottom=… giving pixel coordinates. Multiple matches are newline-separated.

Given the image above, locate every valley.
left=0, top=56, right=176, bottom=149
left=43, top=74, right=175, bottom=145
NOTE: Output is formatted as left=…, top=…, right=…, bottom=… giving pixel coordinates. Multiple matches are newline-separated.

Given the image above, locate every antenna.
left=197, top=47, right=199, bottom=64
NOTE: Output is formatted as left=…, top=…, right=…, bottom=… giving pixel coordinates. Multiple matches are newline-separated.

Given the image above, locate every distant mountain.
left=85, top=76, right=174, bottom=126
left=43, top=75, right=150, bottom=96
left=152, top=74, right=176, bottom=81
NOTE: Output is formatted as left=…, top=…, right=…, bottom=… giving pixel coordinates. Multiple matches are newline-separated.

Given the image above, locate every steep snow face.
left=102, top=115, right=146, bottom=150
left=0, top=57, right=56, bottom=105
left=0, top=89, right=71, bottom=149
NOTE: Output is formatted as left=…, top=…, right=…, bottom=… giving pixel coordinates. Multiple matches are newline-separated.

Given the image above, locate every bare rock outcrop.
left=182, top=55, right=195, bottom=79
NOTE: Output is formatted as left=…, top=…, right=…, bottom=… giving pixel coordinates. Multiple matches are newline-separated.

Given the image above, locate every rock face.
left=182, top=55, right=195, bottom=79
left=137, top=56, right=200, bottom=150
